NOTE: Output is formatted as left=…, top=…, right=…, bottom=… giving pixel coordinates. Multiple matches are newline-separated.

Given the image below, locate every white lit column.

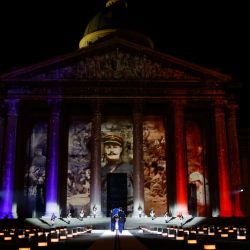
left=132, top=101, right=144, bottom=217
left=90, top=101, right=102, bottom=216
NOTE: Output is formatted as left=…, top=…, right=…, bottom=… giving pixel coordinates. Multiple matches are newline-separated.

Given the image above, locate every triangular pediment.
left=1, top=38, right=231, bottom=83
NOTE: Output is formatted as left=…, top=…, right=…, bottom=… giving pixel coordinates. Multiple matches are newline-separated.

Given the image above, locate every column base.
left=44, top=203, right=60, bottom=218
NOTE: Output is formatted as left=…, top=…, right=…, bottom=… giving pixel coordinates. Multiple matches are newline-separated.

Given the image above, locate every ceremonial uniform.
left=118, top=208, right=126, bottom=232
left=111, top=207, right=126, bottom=233
left=111, top=208, right=120, bottom=231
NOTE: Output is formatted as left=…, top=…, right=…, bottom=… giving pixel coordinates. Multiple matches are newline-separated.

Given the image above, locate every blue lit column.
left=90, top=101, right=102, bottom=216
left=0, top=99, right=19, bottom=218
left=0, top=105, right=5, bottom=175
left=132, top=101, right=144, bottom=217
left=45, top=99, right=61, bottom=217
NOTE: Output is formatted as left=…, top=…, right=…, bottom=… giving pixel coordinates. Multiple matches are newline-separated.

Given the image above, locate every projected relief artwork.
left=67, top=120, right=92, bottom=216
left=186, top=120, right=210, bottom=216
left=24, top=122, right=47, bottom=217
left=101, top=117, right=133, bottom=215
left=143, top=117, right=167, bottom=216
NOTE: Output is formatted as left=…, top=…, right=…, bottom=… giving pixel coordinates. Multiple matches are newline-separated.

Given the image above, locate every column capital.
left=227, top=102, right=238, bottom=108
left=171, top=99, right=186, bottom=111
left=131, top=99, right=144, bottom=113
left=213, top=99, right=227, bottom=116
left=213, top=99, right=227, bottom=107
left=0, top=101, right=5, bottom=113
left=227, top=103, right=239, bottom=113
left=91, top=100, right=102, bottom=113
left=5, top=99, right=19, bottom=116
left=48, top=99, right=61, bottom=115
left=133, top=100, right=143, bottom=114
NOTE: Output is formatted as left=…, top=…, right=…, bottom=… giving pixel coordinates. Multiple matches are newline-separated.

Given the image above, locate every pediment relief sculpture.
left=21, top=50, right=201, bottom=81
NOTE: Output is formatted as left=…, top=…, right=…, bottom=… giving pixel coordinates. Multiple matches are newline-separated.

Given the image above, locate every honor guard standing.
left=118, top=207, right=126, bottom=233
left=79, top=209, right=84, bottom=221
left=110, top=208, right=120, bottom=232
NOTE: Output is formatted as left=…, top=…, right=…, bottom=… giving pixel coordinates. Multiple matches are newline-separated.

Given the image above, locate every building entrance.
left=107, top=173, right=127, bottom=216
left=188, top=183, right=197, bottom=216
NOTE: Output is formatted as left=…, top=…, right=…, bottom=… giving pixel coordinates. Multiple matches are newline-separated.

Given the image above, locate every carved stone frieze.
left=25, top=50, right=201, bottom=81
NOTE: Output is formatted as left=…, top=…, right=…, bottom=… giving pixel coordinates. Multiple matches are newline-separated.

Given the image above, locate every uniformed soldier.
left=118, top=207, right=126, bottom=233
left=110, top=207, right=120, bottom=232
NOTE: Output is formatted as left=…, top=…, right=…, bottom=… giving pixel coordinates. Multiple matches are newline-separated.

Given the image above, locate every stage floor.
left=24, top=216, right=207, bottom=229
left=1, top=216, right=250, bottom=230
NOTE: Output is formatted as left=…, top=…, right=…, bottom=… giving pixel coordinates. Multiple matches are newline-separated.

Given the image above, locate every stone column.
left=0, top=105, right=5, bottom=173
left=227, top=103, right=244, bottom=216
left=214, top=100, right=232, bottom=216
left=132, top=101, right=144, bottom=217
left=172, top=100, right=188, bottom=216
left=90, top=101, right=102, bottom=216
left=0, top=99, right=19, bottom=218
left=45, top=99, right=61, bottom=217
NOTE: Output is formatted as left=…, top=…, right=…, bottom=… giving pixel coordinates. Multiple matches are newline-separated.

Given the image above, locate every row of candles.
left=0, top=226, right=92, bottom=249
left=140, top=225, right=247, bottom=250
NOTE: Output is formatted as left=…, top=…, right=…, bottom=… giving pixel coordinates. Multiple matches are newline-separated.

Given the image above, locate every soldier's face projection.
left=104, top=143, right=123, bottom=161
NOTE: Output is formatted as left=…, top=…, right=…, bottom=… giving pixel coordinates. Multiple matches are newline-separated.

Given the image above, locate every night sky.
left=0, top=0, right=249, bottom=126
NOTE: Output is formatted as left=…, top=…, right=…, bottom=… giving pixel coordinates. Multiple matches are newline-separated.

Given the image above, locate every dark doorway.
left=36, top=184, right=46, bottom=217
left=107, top=173, right=127, bottom=216
left=188, top=183, right=197, bottom=216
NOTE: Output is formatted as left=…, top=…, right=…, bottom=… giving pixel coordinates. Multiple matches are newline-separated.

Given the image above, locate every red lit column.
left=45, top=99, right=61, bottom=217
left=173, top=100, right=188, bottom=216
left=132, top=101, right=144, bottom=217
left=90, top=101, right=102, bottom=216
left=0, top=99, right=19, bottom=218
left=214, top=100, right=232, bottom=216
left=227, top=103, right=244, bottom=216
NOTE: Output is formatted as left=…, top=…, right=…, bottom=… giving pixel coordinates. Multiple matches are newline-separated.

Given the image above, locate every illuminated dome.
left=79, top=0, right=154, bottom=48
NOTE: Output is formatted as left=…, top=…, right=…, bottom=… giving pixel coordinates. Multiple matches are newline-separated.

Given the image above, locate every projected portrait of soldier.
left=101, top=134, right=133, bottom=214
